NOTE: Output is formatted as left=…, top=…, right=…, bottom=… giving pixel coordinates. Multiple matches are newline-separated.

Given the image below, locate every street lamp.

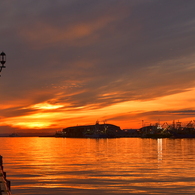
left=0, top=52, right=6, bottom=74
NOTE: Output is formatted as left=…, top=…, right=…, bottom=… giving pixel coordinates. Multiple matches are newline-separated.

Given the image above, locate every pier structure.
left=0, top=156, right=11, bottom=195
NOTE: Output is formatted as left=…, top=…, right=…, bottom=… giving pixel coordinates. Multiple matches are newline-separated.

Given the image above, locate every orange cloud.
left=20, top=14, right=120, bottom=49
left=2, top=87, right=195, bottom=131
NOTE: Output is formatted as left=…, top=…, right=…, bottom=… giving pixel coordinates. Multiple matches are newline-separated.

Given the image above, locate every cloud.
left=20, top=15, right=119, bottom=49
left=1, top=0, right=195, bottom=131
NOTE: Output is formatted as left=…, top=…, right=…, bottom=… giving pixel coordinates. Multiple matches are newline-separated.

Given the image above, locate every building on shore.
left=56, top=122, right=123, bottom=138
left=139, top=120, right=195, bottom=138
left=139, top=125, right=172, bottom=138
left=122, top=129, right=140, bottom=137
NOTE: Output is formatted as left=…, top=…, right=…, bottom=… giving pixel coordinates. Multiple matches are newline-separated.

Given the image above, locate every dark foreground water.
left=0, top=137, right=195, bottom=195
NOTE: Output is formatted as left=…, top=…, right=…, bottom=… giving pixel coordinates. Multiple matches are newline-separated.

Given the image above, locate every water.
left=0, top=137, right=195, bottom=195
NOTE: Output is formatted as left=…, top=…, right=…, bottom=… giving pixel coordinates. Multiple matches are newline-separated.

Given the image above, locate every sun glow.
left=32, top=103, right=64, bottom=110
left=15, top=122, right=51, bottom=129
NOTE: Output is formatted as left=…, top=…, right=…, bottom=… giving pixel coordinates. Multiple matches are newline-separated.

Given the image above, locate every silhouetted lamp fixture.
left=0, top=52, right=6, bottom=73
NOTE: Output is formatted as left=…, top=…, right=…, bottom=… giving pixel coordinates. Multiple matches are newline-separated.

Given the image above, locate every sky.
left=1, top=0, right=195, bottom=135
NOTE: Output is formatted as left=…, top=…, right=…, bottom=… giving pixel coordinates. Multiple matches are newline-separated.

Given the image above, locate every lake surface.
left=0, top=137, right=195, bottom=195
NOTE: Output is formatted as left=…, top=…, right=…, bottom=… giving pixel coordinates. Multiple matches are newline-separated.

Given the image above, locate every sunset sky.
left=1, top=0, right=195, bottom=135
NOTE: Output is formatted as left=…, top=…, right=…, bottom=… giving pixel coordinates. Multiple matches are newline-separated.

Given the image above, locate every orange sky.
left=1, top=87, right=195, bottom=134
left=1, top=1, right=195, bottom=135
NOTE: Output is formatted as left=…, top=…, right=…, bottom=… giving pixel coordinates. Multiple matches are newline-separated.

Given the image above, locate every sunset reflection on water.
left=0, top=137, right=195, bottom=194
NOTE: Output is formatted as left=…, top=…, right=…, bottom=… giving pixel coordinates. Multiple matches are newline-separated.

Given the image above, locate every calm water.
left=0, top=137, right=195, bottom=195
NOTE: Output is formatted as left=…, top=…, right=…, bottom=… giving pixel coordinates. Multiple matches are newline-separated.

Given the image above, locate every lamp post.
left=0, top=52, right=6, bottom=75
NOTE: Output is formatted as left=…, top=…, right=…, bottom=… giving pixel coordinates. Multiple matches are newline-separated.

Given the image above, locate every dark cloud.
left=0, top=106, right=36, bottom=118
